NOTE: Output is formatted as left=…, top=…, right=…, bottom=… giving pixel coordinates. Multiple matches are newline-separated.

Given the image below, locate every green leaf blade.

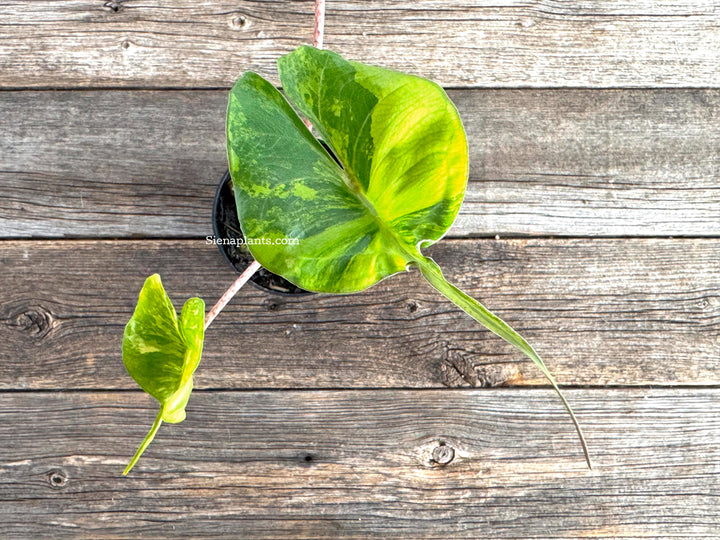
left=179, top=297, right=206, bottom=374
left=279, top=46, right=469, bottom=250
left=277, top=47, right=380, bottom=192
left=228, top=48, right=468, bottom=294
left=123, top=274, right=186, bottom=402
left=121, top=275, right=205, bottom=474
left=227, top=71, right=411, bottom=293
left=227, top=47, right=589, bottom=466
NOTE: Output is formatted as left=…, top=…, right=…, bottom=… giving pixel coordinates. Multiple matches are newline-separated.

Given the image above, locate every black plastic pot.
left=212, top=170, right=311, bottom=295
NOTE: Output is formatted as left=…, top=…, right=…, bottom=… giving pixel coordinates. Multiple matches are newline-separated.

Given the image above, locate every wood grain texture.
left=3, top=1, right=718, bottom=536
left=1, top=238, right=718, bottom=390
left=0, top=388, right=718, bottom=538
left=1, top=1, right=720, bottom=88
left=2, top=89, right=719, bottom=239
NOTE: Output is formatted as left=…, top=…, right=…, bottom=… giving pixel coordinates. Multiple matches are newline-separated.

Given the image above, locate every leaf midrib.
left=326, top=139, right=420, bottom=267
left=304, top=64, right=425, bottom=268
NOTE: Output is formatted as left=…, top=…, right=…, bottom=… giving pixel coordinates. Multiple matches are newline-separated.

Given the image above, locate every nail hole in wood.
left=299, top=453, right=315, bottom=465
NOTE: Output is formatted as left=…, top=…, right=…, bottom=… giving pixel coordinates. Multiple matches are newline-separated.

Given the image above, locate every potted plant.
left=121, top=45, right=591, bottom=475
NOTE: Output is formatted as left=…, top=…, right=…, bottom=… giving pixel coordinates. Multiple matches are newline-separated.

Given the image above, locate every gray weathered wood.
left=1, top=1, right=720, bottom=88
left=1, top=238, right=718, bottom=390
left=2, top=89, right=719, bottom=238
left=1, top=388, right=718, bottom=538
left=2, top=1, right=719, bottom=537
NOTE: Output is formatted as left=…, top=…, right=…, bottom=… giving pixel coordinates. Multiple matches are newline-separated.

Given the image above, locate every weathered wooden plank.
left=1, top=1, right=720, bottom=88
left=0, top=389, right=718, bottom=538
left=1, top=238, right=718, bottom=390
left=2, top=89, right=719, bottom=238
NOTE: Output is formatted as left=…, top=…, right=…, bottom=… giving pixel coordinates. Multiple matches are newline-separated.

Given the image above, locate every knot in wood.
left=263, top=298, right=282, bottom=311
left=231, top=15, right=248, bottom=30
left=103, top=0, right=122, bottom=12
left=431, top=442, right=454, bottom=465
left=14, top=305, right=54, bottom=338
left=47, top=469, right=68, bottom=489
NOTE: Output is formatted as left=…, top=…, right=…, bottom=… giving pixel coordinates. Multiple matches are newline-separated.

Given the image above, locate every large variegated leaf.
left=227, top=46, right=468, bottom=293
left=122, top=274, right=205, bottom=474
left=226, top=47, right=590, bottom=467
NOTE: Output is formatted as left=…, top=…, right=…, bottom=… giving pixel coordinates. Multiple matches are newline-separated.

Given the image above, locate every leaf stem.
left=313, top=0, right=326, bottom=49
left=301, top=0, right=326, bottom=132
left=123, top=410, right=163, bottom=476
left=205, top=260, right=262, bottom=329
left=416, top=255, right=592, bottom=469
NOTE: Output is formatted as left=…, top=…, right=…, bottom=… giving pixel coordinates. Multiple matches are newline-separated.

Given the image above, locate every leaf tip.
left=144, top=273, right=162, bottom=287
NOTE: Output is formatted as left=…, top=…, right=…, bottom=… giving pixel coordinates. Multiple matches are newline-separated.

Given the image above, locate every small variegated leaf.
left=122, top=274, right=205, bottom=474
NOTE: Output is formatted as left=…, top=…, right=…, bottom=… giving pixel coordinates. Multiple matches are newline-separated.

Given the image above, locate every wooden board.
left=2, top=89, right=719, bottom=239
left=2, top=238, right=718, bottom=390
left=3, top=1, right=719, bottom=537
left=2, top=1, right=720, bottom=88
left=1, top=388, right=718, bottom=538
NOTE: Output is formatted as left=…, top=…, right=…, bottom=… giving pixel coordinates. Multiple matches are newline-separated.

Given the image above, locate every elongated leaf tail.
left=416, top=256, right=592, bottom=469
left=123, top=410, right=164, bottom=475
